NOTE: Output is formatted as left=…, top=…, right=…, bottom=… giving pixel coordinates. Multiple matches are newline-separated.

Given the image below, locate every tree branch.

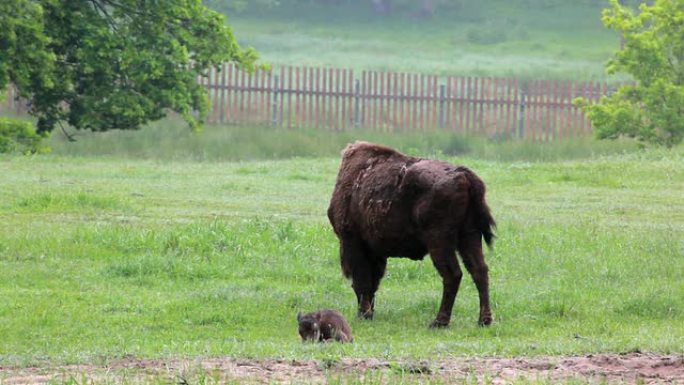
left=89, top=0, right=120, bottom=33
left=58, top=121, right=77, bottom=142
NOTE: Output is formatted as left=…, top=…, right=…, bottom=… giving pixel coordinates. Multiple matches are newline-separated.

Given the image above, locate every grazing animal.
left=297, top=310, right=353, bottom=343
left=327, top=141, right=496, bottom=328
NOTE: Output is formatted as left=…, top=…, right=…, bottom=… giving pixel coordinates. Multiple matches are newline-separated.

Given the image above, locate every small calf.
left=297, top=309, right=353, bottom=343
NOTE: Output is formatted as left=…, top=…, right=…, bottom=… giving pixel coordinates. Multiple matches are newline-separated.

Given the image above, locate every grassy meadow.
left=224, top=1, right=621, bottom=80
left=1, top=128, right=683, bottom=371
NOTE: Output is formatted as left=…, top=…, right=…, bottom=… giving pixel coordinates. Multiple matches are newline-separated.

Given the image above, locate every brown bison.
left=327, top=141, right=495, bottom=328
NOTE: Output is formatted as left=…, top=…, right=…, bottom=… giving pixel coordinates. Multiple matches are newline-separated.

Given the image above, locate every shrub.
left=0, top=118, right=50, bottom=154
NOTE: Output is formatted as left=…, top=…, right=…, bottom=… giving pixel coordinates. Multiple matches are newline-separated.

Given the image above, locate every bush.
left=0, top=118, right=50, bottom=154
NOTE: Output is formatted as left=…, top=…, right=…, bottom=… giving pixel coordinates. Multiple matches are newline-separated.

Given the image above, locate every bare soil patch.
left=1, top=353, right=683, bottom=384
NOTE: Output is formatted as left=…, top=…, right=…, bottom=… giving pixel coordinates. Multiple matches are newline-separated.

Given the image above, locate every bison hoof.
left=429, top=319, right=449, bottom=329
left=358, top=310, right=374, bottom=320
left=478, top=315, right=493, bottom=326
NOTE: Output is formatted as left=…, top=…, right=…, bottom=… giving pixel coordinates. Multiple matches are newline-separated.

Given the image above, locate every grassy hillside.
left=1, top=149, right=682, bottom=366
left=222, top=0, right=620, bottom=79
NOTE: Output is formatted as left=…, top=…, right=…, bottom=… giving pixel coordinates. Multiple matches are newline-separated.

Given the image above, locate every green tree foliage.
left=0, top=0, right=257, bottom=134
left=577, top=0, right=684, bottom=147
left=0, top=117, right=49, bottom=154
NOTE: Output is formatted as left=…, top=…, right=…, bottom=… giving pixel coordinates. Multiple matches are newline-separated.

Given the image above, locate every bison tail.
left=464, top=169, right=496, bottom=247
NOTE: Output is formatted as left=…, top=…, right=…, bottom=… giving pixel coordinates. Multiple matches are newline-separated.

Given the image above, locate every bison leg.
left=339, top=237, right=373, bottom=319
left=352, top=268, right=374, bottom=320
left=352, top=256, right=386, bottom=320
left=343, top=238, right=375, bottom=320
left=458, top=234, right=493, bottom=326
left=369, top=257, right=387, bottom=313
left=428, top=247, right=463, bottom=328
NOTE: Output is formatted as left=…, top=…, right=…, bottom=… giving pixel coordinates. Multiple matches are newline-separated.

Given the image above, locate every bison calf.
left=297, top=309, right=353, bottom=343
left=327, top=141, right=496, bottom=328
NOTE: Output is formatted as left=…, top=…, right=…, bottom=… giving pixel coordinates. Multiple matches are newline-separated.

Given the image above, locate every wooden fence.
left=202, top=64, right=613, bottom=140
left=2, top=64, right=615, bottom=140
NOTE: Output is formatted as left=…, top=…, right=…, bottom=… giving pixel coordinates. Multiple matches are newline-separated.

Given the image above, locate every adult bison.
left=327, top=141, right=495, bottom=328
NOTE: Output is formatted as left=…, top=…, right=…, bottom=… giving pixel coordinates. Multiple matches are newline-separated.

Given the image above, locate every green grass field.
left=224, top=0, right=621, bottom=80
left=1, top=136, right=683, bottom=377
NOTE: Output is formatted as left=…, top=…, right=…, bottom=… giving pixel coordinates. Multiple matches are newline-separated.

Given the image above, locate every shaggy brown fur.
left=297, top=310, right=353, bottom=343
left=327, top=141, right=496, bottom=327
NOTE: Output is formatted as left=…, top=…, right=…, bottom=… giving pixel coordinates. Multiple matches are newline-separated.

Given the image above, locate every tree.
left=0, top=0, right=257, bottom=134
left=577, top=0, right=684, bottom=147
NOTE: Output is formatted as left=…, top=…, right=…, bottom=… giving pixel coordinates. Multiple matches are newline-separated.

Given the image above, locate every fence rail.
left=1, top=64, right=616, bottom=140
left=202, top=64, right=613, bottom=140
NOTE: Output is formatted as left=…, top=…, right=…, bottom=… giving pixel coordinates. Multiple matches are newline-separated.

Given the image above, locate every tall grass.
left=47, top=119, right=646, bottom=162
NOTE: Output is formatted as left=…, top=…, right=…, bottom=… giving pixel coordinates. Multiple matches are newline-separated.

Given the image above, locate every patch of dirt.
left=1, top=353, right=683, bottom=384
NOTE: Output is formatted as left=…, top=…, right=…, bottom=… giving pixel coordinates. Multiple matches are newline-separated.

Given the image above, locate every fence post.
left=219, top=64, right=226, bottom=124
left=518, top=81, right=527, bottom=138
left=272, top=75, right=279, bottom=127
left=438, top=84, right=446, bottom=129
left=354, top=79, right=361, bottom=128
